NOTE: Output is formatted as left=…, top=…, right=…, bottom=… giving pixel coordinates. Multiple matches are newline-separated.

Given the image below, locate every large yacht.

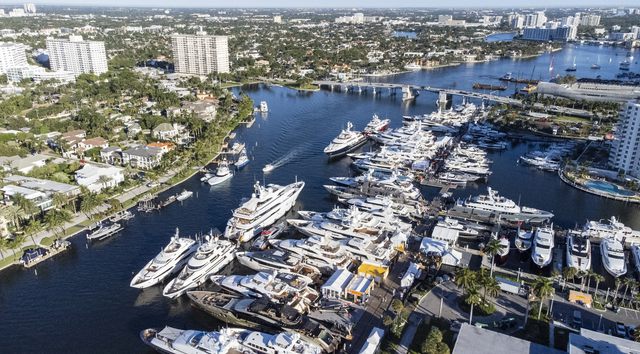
left=323, top=121, right=367, bottom=157
left=225, top=180, right=305, bottom=242
left=583, top=216, right=640, bottom=242
left=207, top=160, right=233, bottom=186
left=162, top=235, right=236, bottom=298
left=271, top=236, right=352, bottom=273
left=363, top=114, right=390, bottom=134
left=601, top=238, right=627, bottom=278
left=565, top=230, right=591, bottom=272
left=130, top=228, right=199, bottom=289
left=451, top=187, right=554, bottom=223
left=343, top=196, right=424, bottom=220
left=140, top=326, right=322, bottom=354
left=531, top=226, right=554, bottom=268
left=187, top=292, right=339, bottom=353
left=515, top=227, right=534, bottom=252
left=236, top=249, right=308, bottom=272
left=338, top=236, right=395, bottom=265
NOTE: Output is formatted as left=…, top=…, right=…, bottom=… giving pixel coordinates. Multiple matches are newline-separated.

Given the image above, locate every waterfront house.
left=182, top=100, right=217, bottom=122
left=0, top=154, right=49, bottom=174
left=75, top=164, right=125, bottom=192
left=77, top=137, right=108, bottom=151
left=121, top=145, right=164, bottom=170
left=1, top=185, right=52, bottom=211
left=452, top=323, right=564, bottom=354
left=147, top=142, right=175, bottom=154
left=100, top=146, right=122, bottom=165
left=3, top=175, right=81, bottom=199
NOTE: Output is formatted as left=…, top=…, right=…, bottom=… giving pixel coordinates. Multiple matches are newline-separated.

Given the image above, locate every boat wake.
left=264, top=144, right=307, bottom=172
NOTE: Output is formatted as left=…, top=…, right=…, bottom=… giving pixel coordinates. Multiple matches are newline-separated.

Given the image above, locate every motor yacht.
left=515, top=227, right=534, bottom=252
left=565, top=230, right=591, bottom=272
left=271, top=236, right=352, bottom=272
left=342, top=196, right=424, bottom=220
left=436, top=217, right=480, bottom=237
left=363, top=114, right=390, bottom=134
left=531, top=225, right=554, bottom=268
left=338, top=236, right=395, bottom=265
left=601, top=237, right=627, bottom=278
left=236, top=249, right=308, bottom=273
left=207, top=160, right=233, bottom=186
left=162, top=235, right=236, bottom=298
left=225, top=180, right=305, bottom=242
left=176, top=190, right=193, bottom=201
left=234, top=148, right=250, bottom=169
left=452, top=187, right=554, bottom=224
left=583, top=216, right=640, bottom=242
left=496, top=236, right=510, bottom=265
left=323, top=121, right=368, bottom=158
left=130, top=228, right=199, bottom=289
left=86, top=223, right=123, bottom=241
left=259, top=101, right=268, bottom=113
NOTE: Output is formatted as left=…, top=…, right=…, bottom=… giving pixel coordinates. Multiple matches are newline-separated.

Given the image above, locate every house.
left=126, top=123, right=142, bottom=138
left=147, top=142, right=175, bottom=154
left=3, top=175, right=81, bottom=198
left=152, top=123, right=179, bottom=141
left=0, top=154, right=50, bottom=174
left=122, top=145, right=164, bottom=170
left=60, top=129, right=86, bottom=147
left=75, top=164, right=125, bottom=192
left=183, top=100, right=217, bottom=122
left=321, top=268, right=354, bottom=299
left=78, top=137, right=109, bottom=151
left=1, top=185, right=52, bottom=211
left=453, top=323, right=564, bottom=354
left=100, top=146, right=122, bottom=165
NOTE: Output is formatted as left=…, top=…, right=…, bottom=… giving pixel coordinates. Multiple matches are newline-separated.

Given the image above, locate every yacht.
left=404, top=62, right=422, bottom=71
left=343, top=196, right=424, bottom=220
left=86, top=223, right=123, bottom=241
left=323, top=121, right=367, bottom=158
left=452, top=187, right=554, bottom=223
left=363, top=114, right=390, bottom=134
left=207, top=160, right=233, bottom=186
left=263, top=164, right=275, bottom=173
left=583, top=216, right=640, bottom=242
left=515, top=227, right=534, bottom=252
left=236, top=249, right=307, bottom=272
left=436, top=217, right=480, bottom=237
left=496, top=237, right=510, bottom=265
left=234, top=148, right=250, bottom=169
left=130, top=228, right=199, bottom=289
left=565, top=230, right=591, bottom=272
left=591, top=63, right=601, bottom=69
left=260, top=101, right=269, bottom=113
left=162, top=235, right=236, bottom=298
left=187, top=292, right=338, bottom=352
left=601, top=238, right=627, bottom=278
left=140, top=326, right=322, bottom=354
left=225, top=180, right=305, bottom=242
left=338, top=236, right=395, bottom=264
left=620, top=60, right=630, bottom=71
left=271, top=236, right=352, bottom=272
left=176, top=190, right=193, bottom=201
left=531, top=226, right=554, bottom=268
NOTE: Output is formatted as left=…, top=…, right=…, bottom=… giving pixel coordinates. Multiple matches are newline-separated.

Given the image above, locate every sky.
left=7, top=0, right=640, bottom=8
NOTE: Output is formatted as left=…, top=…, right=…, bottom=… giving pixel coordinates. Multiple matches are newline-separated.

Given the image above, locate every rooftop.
left=568, top=328, right=640, bottom=354
left=4, top=175, right=80, bottom=195
left=453, top=323, right=564, bottom=354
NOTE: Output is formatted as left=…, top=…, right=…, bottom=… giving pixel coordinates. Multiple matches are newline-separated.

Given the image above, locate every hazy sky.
left=9, top=0, right=640, bottom=8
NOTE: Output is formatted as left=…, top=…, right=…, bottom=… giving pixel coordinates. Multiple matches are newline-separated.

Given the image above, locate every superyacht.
left=565, top=230, right=591, bottom=272
left=451, top=187, right=554, bottom=223
left=601, top=237, right=627, bottom=278
left=271, top=236, right=352, bottom=272
left=531, top=225, right=554, bottom=268
left=323, top=121, right=367, bottom=158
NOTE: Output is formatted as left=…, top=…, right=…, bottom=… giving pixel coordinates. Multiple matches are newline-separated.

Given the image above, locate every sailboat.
left=566, top=57, right=577, bottom=72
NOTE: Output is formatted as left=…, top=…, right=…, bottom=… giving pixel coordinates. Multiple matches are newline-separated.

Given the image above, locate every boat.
left=451, top=187, right=554, bottom=224
left=235, top=249, right=307, bottom=273
left=235, top=148, right=250, bottom=169
left=86, top=223, right=123, bottom=241
left=515, top=227, right=534, bottom=252
left=496, top=236, right=510, bottom=265
left=130, top=228, right=199, bottom=289
left=176, top=190, right=193, bottom=201
left=263, top=164, right=275, bottom=173
left=271, top=236, right=352, bottom=272
left=260, top=101, right=269, bottom=113
left=620, top=60, right=631, bottom=71
left=566, top=57, right=577, bottom=72
left=140, top=326, right=322, bottom=354
left=531, top=225, right=554, bottom=268
left=583, top=216, right=640, bottom=242
left=207, top=160, right=233, bottom=186
left=323, top=121, right=368, bottom=158
left=109, top=210, right=134, bottom=223
left=565, top=230, right=591, bottom=272
left=363, top=114, right=390, bottom=134
left=472, top=83, right=507, bottom=91
left=20, top=247, right=49, bottom=267
left=186, top=292, right=338, bottom=352
left=162, top=235, right=236, bottom=298
left=600, top=237, right=627, bottom=278
left=224, top=180, right=305, bottom=242
left=251, top=222, right=286, bottom=250
left=404, top=62, right=421, bottom=71
left=436, top=217, right=480, bottom=237
left=591, top=64, right=601, bottom=69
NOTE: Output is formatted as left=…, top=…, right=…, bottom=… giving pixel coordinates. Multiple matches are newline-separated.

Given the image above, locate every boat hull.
left=324, top=136, right=368, bottom=158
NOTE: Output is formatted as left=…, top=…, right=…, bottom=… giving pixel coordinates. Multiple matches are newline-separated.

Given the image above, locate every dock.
left=22, top=241, right=71, bottom=269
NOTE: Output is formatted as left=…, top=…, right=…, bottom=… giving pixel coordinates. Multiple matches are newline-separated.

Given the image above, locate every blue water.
left=392, top=31, right=417, bottom=39
left=585, top=180, right=635, bottom=197
left=485, top=32, right=515, bottom=42
left=0, top=44, right=639, bottom=353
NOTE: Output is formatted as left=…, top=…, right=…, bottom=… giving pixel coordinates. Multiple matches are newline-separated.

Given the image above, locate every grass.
left=553, top=115, right=591, bottom=123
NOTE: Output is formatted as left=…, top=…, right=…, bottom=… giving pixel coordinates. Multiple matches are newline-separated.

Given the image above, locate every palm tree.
left=455, top=268, right=477, bottom=295
left=562, top=267, right=578, bottom=290
left=613, top=278, right=622, bottom=303
left=591, top=273, right=605, bottom=298
left=51, top=192, right=68, bottom=211
left=484, top=239, right=502, bottom=276
left=466, top=286, right=482, bottom=324
left=98, top=175, right=113, bottom=190
left=11, top=194, right=38, bottom=222
left=622, top=278, right=635, bottom=307
left=584, top=270, right=596, bottom=293
left=80, top=193, right=101, bottom=219
left=533, top=277, right=554, bottom=319
left=577, top=270, right=588, bottom=291
left=482, top=275, right=501, bottom=302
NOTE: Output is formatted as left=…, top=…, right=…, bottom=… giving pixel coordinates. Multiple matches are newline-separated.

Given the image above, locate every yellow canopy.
left=568, top=290, right=593, bottom=308
left=358, top=262, right=389, bottom=279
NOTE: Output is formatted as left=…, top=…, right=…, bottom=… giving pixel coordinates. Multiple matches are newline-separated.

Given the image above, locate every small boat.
left=234, top=148, right=249, bottom=169
left=251, top=223, right=286, bottom=251
left=591, top=64, right=601, bottom=69
left=566, top=57, right=577, bottom=72
left=260, top=101, right=268, bottom=113
left=207, top=160, right=233, bottom=186
left=109, top=210, right=134, bottom=223
left=620, top=60, right=630, bottom=71
left=263, top=164, right=275, bottom=173
left=176, top=190, right=193, bottom=201
left=515, top=227, right=534, bottom=252
left=495, top=236, right=510, bottom=265
left=86, top=223, right=123, bottom=241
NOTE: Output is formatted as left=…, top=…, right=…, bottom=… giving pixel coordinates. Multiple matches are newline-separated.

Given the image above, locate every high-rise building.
left=23, top=3, right=36, bottom=14
left=580, top=14, right=601, bottom=27
left=171, top=32, right=230, bottom=75
left=0, top=42, right=27, bottom=74
left=46, top=35, right=108, bottom=75
left=524, top=11, right=547, bottom=28
left=522, top=25, right=577, bottom=41
left=609, top=100, right=640, bottom=177
left=273, top=15, right=282, bottom=23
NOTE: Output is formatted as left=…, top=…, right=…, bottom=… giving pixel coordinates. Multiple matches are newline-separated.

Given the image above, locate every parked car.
left=615, top=322, right=627, bottom=337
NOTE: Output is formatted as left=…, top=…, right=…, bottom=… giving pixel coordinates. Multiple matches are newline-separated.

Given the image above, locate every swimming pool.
left=584, top=180, right=636, bottom=197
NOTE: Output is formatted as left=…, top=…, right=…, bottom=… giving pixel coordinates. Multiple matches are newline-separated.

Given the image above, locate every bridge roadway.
left=312, top=80, right=593, bottom=118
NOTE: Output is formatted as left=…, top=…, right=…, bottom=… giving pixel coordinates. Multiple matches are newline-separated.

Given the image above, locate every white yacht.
left=260, top=101, right=269, bottom=113
left=565, top=230, right=591, bottom=272
left=225, top=180, right=305, bottom=242
left=323, top=121, right=367, bottom=157
left=207, top=160, right=233, bottom=186
left=236, top=249, right=307, bottom=272
left=162, top=235, right=236, bottom=298
left=86, top=223, right=123, bottom=241
left=601, top=237, right=627, bottom=278
left=452, top=187, right=554, bottom=223
left=436, top=217, right=480, bottom=237
left=363, top=114, right=390, bottom=134
left=495, top=236, right=510, bottom=265
left=176, top=190, right=193, bottom=201
left=271, top=235, right=352, bottom=272
left=404, top=62, right=422, bottom=71
left=130, top=228, right=199, bottom=289
left=234, top=148, right=249, bottom=169
left=338, top=237, right=395, bottom=264
left=531, top=226, right=554, bottom=268
left=515, top=227, right=534, bottom=252
left=584, top=216, right=640, bottom=242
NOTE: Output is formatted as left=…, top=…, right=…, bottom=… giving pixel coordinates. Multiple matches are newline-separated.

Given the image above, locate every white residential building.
left=609, top=100, right=640, bottom=177
left=580, top=14, right=601, bottom=27
left=24, top=3, right=36, bottom=14
left=522, top=25, right=577, bottom=42
left=0, top=42, right=27, bottom=74
left=46, top=35, right=108, bottom=75
left=171, top=32, right=230, bottom=75
left=524, top=11, right=547, bottom=28
left=75, top=164, right=124, bottom=192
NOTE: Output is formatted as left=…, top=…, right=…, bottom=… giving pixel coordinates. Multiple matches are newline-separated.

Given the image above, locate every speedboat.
left=260, top=101, right=268, bottom=112
left=225, top=180, right=305, bottom=242
left=207, top=160, right=233, bottom=186
left=531, top=225, right=554, bottom=268
left=263, top=164, right=274, bottom=173
left=601, top=237, right=627, bottom=278
left=323, top=121, right=367, bottom=158
left=565, top=230, right=591, bottom=272
left=452, top=187, right=554, bottom=224
left=176, top=190, right=193, bottom=201
left=235, top=148, right=249, bottom=169
left=130, top=228, right=199, bottom=289
left=515, top=227, right=534, bottom=252
left=162, top=235, right=236, bottom=298
left=363, top=114, right=390, bottom=134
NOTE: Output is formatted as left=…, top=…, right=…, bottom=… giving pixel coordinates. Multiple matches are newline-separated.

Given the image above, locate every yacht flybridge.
left=130, top=228, right=199, bottom=289
left=531, top=225, right=554, bottom=268
left=225, top=180, right=305, bottom=243
left=565, top=230, right=591, bottom=272
left=452, top=187, right=554, bottom=223
left=601, top=237, right=627, bottom=278
left=323, top=121, right=368, bottom=158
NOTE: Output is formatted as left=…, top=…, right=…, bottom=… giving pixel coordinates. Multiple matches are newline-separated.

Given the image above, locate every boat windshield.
left=536, top=242, right=550, bottom=249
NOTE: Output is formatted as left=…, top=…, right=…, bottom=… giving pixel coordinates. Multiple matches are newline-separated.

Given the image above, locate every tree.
left=484, top=239, right=502, bottom=276
left=590, top=273, right=604, bottom=297
left=562, top=266, right=578, bottom=290
left=44, top=209, right=71, bottom=238
left=422, top=327, right=450, bottom=354
left=12, top=193, right=39, bottom=222
left=533, top=277, right=554, bottom=319
left=622, top=278, right=635, bottom=307
left=98, top=175, right=113, bottom=190
left=391, top=298, right=404, bottom=314
left=481, top=274, right=500, bottom=302
left=80, top=193, right=101, bottom=218
left=52, top=192, right=68, bottom=210
left=466, top=286, right=482, bottom=324
left=455, top=268, right=477, bottom=295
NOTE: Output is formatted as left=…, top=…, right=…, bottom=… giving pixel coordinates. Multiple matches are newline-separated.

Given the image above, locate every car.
left=615, top=322, right=627, bottom=337
left=571, top=310, right=582, bottom=329
left=628, top=326, right=636, bottom=340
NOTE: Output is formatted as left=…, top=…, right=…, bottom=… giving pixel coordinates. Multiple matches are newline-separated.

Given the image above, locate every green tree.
left=533, top=277, right=554, bottom=319
left=591, top=273, right=605, bottom=297
left=80, top=193, right=101, bottom=219
left=466, top=286, right=482, bottom=324
left=455, top=268, right=477, bottom=295
left=562, top=266, right=578, bottom=290
left=484, top=239, right=502, bottom=276
left=44, top=209, right=71, bottom=238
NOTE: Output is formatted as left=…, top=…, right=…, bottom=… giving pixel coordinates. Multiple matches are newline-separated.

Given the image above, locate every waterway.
left=1, top=44, right=639, bottom=353
left=484, top=32, right=515, bottom=42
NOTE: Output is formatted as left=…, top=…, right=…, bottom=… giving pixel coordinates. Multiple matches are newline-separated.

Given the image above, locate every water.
left=484, top=32, right=515, bottom=42
left=584, top=180, right=635, bottom=197
left=392, top=31, right=417, bottom=39
left=1, top=44, right=639, bottom=353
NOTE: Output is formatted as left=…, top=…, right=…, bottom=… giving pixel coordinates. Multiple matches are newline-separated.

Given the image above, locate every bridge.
left=312, top=80, right=593, bottom=118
